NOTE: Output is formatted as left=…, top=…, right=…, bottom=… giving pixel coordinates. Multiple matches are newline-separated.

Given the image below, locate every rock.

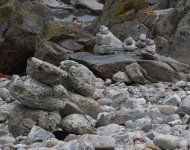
left=177, top=95, right=190, bottom=115
left=0, top=132, right=15, bottom=145
left=153, top=134, right=179, bottom=150
left=0, top=88, right=10, bottom=100
left=157, top=105, right=178, bottom=115
left=78, top=142, right=95, bottom=150
left=97, top=98, right=113, bottom=106
left=125, top=63, right=147, bottom=84
left=35, top=38, right=73, bottom=66
left=61, top=114, right=96, bottom=135
left=171, top=13, right=190, bottom=64
left=61, top=92, right=100, bottom=119
left=8, top=104, right=61, bottom=137
left=0, top=104, right=12, bottom=122
left=26, top=57, right=68, bottom=86
left=69, top=0, right=103, bottom=14
left=26, top=125, right=55, bottom=144
left=60, top=39, right=84, bottom=52
left=97, top=124, right=124, bottom=136
left=112, top=71, right=131, bottom=83
left=60, top=60, right=96, bottom=97
left=122, top=37, right=137, bottom=52
left=163, top=94, right=181, bottom=106
left=93, top=26, right=123, bottom=54
left=9, top=76, right=68, bottom=111
left=79, top=134, right=116, bottom=150
left=136, top=34, right=147, bottom=49
left=70, top=52, right=186, bottom=82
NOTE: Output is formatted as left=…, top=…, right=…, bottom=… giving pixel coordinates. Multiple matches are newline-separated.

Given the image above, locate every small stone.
left=97, top=124, right=124, bottom=136
left=0, top=88, right=10, bottom=100
left=177, top=95, right=190, bottom=115
left=79, top=134, right=116, bottom=150
left=97, top=98, right=113, bottom=106
left=112, top=71, right=131, bottom=83
left=163, top=94, right=181, bottom=106
left=26, top=125, right=55, bottom=144
left=105, top=79, right=112, bottom=86
left=153, top=134, right=179, bottom=150
left=157, top=105, right=178, bottom=115
left=168, top=119, right=182, bottom=127
left=135, top=98, right=146, bottom=105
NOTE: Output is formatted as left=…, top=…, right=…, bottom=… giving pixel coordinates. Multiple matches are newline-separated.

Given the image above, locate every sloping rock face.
left=87, top=0, right=190, bottom=64
left=70, top=52, right=190, bottom=82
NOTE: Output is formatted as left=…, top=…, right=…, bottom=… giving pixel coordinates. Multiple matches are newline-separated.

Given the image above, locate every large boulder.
left=26, top=57, right=68, bottom=86
left=8, top=104, right=61, bottom=137
left=70, top=52, right=184, bottom=82
left=60, top=60, right=96, bottom=97
left=171, top=13, right=190, bottom=64
left=9, top=76, right=68, bottom=111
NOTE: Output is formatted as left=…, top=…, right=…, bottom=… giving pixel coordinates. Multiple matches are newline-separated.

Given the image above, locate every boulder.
left=171, top=13, right=190, bottom=64
left=35, top=38, right=73, bottom=66
left=9, top=76, right=68, bottom=111
left=60, top=60, right=96, bottom=97
left=61, top=114, right=96, bottom=135
left=26, top=57, right=68, bottom=86
left=112, top=71, right=131, bottom=83
left=70, top=52, right=186, bottom=82
left=8, top=104, right=61, bottom=137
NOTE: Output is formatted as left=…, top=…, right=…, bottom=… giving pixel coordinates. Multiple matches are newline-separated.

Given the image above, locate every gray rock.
left=163, top=94, right=181, bottom=106
left=9, top=76, right=68, bottom=111
left=97, top=98, right=113, bottom=106
left=0, top=104, right=12, bottom=122
left=79, top=134, right=116, bottom=150
left=125, top=63, right=147, bottom=84
left=26, top=57, right=68, bottom=86
left=154, top=134, right=179, bottom=150
left=60, top=39, right=84, bottom=52
left=0, top=88, right=10, bottom=100
left=61, top=92, right=100, bottom=119
left=60, top=60, right=96, bottom=97
left=78, top=142, right=95, bottom=150
left=97, top=124, right=124, bottom=136
left=112, top=71, right=131, bottom=83
left=8, top=104, right=61, bottom=137
left=61, top=114, right=96, bottom=135
left=26, top=125, right=54, bottom=144
left=177, top=95, right=190, bottom=115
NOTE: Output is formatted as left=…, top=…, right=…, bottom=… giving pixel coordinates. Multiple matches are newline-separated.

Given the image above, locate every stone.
left=8, top=104, right=61, bottom=137
left=26, top=57, right=68, bottom=86
left=122, top=37, right=137, bottom=52
left=9, top=76, right=68, bottom=111
left=153, top=134, right=180, bottom=150
left=60, top=39, right=84, bottom=52
left=0, top=88, right=10, bottom=100
left=79, top=134, right=116, bottom=150
left=61, top=114, right=96, bottom=135
left=97, top=98, right=113, bottom=106
left=60, top=60, right=96, bottom=97
left=61, top=92, right=100, bottom=119
left=135, top=34, right=147, bottom=49
left=35, top=38, right=73, bottom=66
left=70, top=52, right=185, bottom=81
left=112, top=71, right=131, bottom=83
left=171, top=13, right=190, bottom=64
left=0, top=133, right=15, bottom=145
left=157, top=105, right=178, bottom=115
left=78, top=142, right=95, bottom=150
left=93, top=26, right=123, bottom=54
left=0, top=104, right=12, bottom=122
left=177, top=95, right=190, bottom=115
left=125, top=63, right=147, bottom=84
left=163, top=94, right=181, bottom=106
left=97, top=124, right=124, bottom=136
left=26, top=125, right=55, bottom=144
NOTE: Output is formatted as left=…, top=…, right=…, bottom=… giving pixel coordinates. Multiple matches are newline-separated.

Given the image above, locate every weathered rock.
left=171, top=13, right=190, bottom=64
left=26, top=125, right=55, bottom=144
left=177, top=95, right=190, bottom=115
left=26, top=57, right=68, bottom=86
left=35, top=38, right=73, bottom=66
left=154, top=134, right=179, bottom=150
left=163, top=94, right=181, bottom=106
left=60, top=60, right=96, bottom=97
left=112, top=71, right=131, bottom=83
left=9, top=76, right=68, bottom=111
left=0, top=88, right=10, bottom=100
left=122, top=37, right=137, bottom=52
left=125, top=63, right=147, bottom=84
left=60, top=39, right=84, bottom=52
left=61, top=114, right=96, bottom=135
left=8, top=104, right=61, bottom=137
left=79, top=134, right=116, bottom=150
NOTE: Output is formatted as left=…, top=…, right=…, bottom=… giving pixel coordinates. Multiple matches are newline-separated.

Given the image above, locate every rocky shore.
left=0, top=0, right=190, bottom=150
